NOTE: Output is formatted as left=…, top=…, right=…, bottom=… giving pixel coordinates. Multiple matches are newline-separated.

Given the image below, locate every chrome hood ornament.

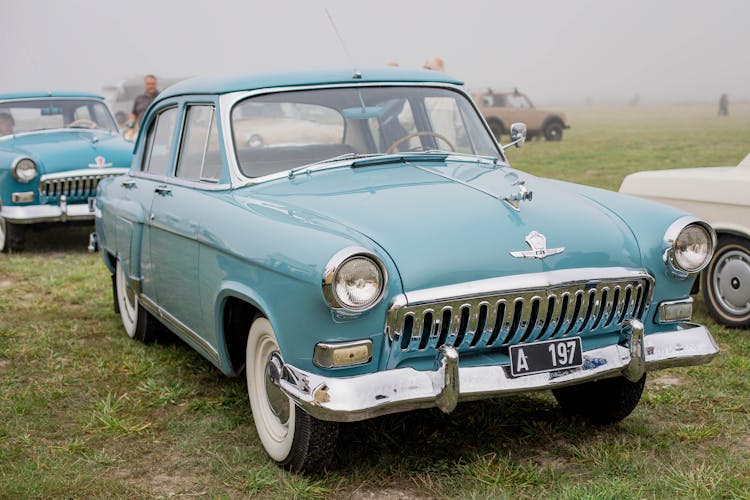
left=503, top=180, right=533, bottom=211
left=510, top=231, right=565, bottom=259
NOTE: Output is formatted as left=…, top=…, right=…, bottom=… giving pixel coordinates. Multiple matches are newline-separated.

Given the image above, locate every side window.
left=142, top=107, right=178, bottom=176
left=176, top=105, right=222, bottom=182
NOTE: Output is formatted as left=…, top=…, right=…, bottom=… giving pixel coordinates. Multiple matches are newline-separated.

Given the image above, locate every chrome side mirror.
left=502, top=122, right=527, bottom=151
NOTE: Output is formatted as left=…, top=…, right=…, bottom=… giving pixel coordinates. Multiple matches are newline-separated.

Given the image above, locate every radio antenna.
left=325, top=8, right=361, bottom=79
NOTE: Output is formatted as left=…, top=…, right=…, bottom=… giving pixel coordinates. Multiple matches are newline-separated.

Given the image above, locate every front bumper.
left=274, top=320, right=718, bottom=423
left=0, top=198, right=94, bottom=224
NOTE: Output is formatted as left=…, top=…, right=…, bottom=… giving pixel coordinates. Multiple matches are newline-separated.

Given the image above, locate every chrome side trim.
left=138, top=294, right=220, bottom=365
left=272, top=322, right=717, bottom=423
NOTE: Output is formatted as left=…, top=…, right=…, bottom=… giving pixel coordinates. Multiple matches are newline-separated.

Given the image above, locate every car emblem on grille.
left=88, top=156, right=112, bottom=168
left=510, top=231, right=565, bottom=259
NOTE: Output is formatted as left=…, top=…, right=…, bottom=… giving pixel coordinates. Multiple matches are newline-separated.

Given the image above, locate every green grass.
left=1, top=102, right=749, bottom=498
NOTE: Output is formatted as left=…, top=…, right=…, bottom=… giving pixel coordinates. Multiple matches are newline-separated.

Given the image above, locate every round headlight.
left=664, top=218, right=715, bottom=277
left=673, top=224, right=712, bottom=272
left=12, top=158, right=38, bottom=183
left=322, top=247, right=387, bottom=312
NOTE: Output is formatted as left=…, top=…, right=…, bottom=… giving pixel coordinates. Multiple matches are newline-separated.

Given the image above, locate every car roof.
left=0, top=91, right=105, bottom=101
left=157, top=68, right=465, bottom=101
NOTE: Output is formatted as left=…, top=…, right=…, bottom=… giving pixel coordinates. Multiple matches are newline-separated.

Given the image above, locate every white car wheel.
left=116, top=260, right=138, bottom=338
left=245, top=316, right=339, bottom=472
left=0, top=217, right=6, bottom=253
left=702, top=236, right=750, bottom=328
left=246, top=317, right=295, bottom=462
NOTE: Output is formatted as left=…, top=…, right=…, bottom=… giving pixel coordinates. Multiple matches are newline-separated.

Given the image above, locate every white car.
left=620, top=153, right=750, bottom=327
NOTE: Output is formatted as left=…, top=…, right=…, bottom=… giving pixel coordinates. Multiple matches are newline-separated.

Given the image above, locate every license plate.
left=509, top=337, right=583, bottom=377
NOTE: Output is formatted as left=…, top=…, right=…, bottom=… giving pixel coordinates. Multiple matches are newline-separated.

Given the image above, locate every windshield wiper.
left=419, top=149, right=502, bottom=165
left=287, top=152, right=380, bottom=178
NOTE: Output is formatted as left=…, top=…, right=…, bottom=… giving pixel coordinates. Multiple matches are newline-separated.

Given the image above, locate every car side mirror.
left=502, top=122, right=527, bottom=151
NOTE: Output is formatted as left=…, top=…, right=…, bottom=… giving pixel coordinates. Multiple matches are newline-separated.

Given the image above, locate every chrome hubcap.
left=264, top=352, right=290, bottom=424
left=713, top=249, right=750, bottom=315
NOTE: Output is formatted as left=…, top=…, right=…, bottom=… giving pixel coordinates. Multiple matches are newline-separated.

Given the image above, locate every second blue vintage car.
left=0, top=92, right=132, bottom=252
left=94, top=68, right=719, bottom=472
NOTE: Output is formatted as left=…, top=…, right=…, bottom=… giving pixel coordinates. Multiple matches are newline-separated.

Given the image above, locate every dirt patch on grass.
left=0, top=279, right=14, bottom=289
left=650, top=374, right=684, bottom=388
left=347, top=485, right=429, bottom=500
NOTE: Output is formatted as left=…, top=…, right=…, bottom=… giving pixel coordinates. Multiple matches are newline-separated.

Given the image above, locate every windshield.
left=0, top=98, right=118, bottom=136
left=231, top=86, right=501, bottom=178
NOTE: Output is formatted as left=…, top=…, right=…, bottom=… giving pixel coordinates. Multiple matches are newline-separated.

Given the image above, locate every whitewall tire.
left=116, top=260, right=138, bottom=338
left=245, top=316, right=338, bottom=472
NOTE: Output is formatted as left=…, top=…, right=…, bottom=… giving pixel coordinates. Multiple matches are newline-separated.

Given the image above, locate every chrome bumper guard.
left=0, top=196, right=95, bottom=224
left=274, top=320, right=718, bottom=423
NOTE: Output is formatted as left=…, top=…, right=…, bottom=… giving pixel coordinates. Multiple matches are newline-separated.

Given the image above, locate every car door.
left=150, top=103, right=221, bottom=339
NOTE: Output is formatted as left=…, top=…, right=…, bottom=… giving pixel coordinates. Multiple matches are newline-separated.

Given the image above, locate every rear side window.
left=142, top=107, right=178, bottom=176
left=176, top=105, right=222, bottom=182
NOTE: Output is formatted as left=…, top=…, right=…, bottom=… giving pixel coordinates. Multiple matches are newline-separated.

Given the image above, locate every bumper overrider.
left=270, top=320, right=718, bottom=423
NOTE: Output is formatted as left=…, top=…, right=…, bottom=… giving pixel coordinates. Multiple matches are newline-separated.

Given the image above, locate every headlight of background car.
left=664, top=217, right=715, bottom=277
left=323, top=247, right=387, bottom=312
left=12, top=157, right=38, bottom=183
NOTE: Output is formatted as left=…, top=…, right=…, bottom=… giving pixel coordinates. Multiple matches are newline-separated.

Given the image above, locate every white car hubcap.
left=712, top=248, right=750, bottom=316
left=116, top=261, right=138, bottom=338
left=246, top=318, right=295, bottom=462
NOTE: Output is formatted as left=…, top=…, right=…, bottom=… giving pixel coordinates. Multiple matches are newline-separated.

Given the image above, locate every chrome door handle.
left=154, top=185, right=172, bottom=196
left=121, top=180, right=136, bottom=189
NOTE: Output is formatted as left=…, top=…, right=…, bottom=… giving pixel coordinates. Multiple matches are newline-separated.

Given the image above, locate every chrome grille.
left=386, top=268, right=654, bottom=353
left=38, top=168, right=127, bottom=201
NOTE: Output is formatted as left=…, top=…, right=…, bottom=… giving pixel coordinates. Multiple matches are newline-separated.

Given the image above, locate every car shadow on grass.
left=12, top=223, right=93, bottom=254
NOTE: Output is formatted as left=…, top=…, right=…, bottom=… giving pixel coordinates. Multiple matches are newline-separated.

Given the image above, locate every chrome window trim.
left=218, top=81, right=506, bottom=188
left=321, top=245, right=389, bottom=313
left=662, top=215, right=716, bottom=278
left=127, top=170, right=231, bottom=191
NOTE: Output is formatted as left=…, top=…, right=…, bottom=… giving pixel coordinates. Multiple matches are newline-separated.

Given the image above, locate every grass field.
left=1, top=103, right=749, bottom=498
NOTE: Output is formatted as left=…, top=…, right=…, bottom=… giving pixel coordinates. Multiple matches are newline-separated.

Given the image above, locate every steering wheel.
left=386, top=131, right=455, bottom=155
left=67, top=118, right=98, bottom=129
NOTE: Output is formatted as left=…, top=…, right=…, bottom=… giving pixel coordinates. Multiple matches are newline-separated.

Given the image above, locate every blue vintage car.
left=94, top=68, right=719, bottom=472
left=0, top=92, right=132, bottom=252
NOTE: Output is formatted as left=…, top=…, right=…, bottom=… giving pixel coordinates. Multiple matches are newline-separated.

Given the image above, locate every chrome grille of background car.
left=38, top=172, right=121, bottom=200
left=386, top=275, right=653, bottom=353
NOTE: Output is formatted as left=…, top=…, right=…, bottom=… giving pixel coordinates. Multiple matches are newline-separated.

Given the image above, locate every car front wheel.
left=543, top=121, right=564, bottom=141
left=701, top=235, right=750, bottom=327
left=0, top=216, right=26, bottom=253
left=246, top=316, right=338, bottom=473
left=552, top=374, right=646, bottom=424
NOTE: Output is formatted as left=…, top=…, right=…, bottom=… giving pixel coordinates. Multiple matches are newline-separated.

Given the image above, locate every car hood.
left=245, top=159, right=643, bottom=292
left=0, top=129, right=133, bottom=174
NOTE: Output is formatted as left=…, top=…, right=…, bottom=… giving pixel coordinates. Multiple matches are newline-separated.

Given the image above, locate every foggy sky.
left=2, top=0, right=748, bottom=103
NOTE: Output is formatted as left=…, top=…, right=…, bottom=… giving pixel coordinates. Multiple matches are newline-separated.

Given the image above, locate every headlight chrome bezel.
left=322, top=246, right=388, bottom=313
left=663, top=216, right=716, bottom=279
left=11, top=157, right=38, bottom=184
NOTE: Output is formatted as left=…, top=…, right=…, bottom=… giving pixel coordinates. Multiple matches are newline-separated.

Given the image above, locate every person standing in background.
left=127, top=75, right=160, bottom=129
left=718, top=93, right=729, bottom=116
left=423, top=57, right=445, bottom=72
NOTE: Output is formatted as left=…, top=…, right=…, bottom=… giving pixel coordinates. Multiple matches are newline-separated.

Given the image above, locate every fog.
left=2, top=0, right=748, bottom=103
